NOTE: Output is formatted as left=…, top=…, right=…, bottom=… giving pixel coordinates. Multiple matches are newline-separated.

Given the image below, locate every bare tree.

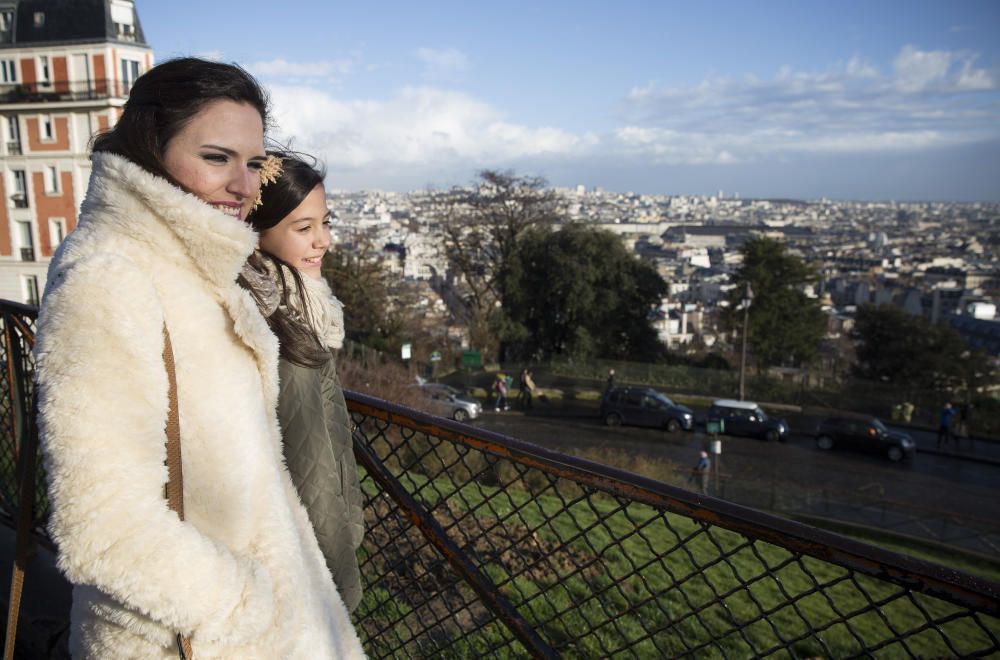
left=436, top=169, right=562, bottom=358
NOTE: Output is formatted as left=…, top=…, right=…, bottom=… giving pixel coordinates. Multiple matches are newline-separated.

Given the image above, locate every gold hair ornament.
left=253, top=155, right=285, bottom=210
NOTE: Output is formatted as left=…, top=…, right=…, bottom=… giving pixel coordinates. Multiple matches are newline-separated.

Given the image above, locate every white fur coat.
left=34, top=153, right=365, bottom=659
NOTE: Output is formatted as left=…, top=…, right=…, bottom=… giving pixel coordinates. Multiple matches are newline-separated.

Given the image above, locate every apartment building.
left=0, top=0, right=151, bottom=303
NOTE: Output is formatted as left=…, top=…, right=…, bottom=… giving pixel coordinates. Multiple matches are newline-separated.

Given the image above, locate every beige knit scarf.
left=244, top=253, right=345, bottom=350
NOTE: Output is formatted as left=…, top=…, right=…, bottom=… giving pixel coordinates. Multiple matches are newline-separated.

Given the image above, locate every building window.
left=0, top=11, right=13, bottom=32
left=43, top=165, right=58, bottom=193
left=0, top=59, right=16, bottom=83
left=17, top=221, right=34, bottom=261
left=22, top=275, right=39, bottom=306
left=38, top=55, right=50, bottom=83
left=121, top=59, right=140, bottom=93
left=11, top=169, right=27, bottom=208
left=49, top=217, right=66, bottom=250
left=111, top=1, right=135, bottom=39
left=40, top=114, right=54, bottom=141
left=5, top=116, right=20, bottom=154
left=33, top=12, right=44, bottom=28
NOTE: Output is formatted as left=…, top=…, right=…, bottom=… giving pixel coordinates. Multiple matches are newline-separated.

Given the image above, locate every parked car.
left=815, top=416, right=915, bottom=462
left=706, top=399, right=789, bottom=442
left=419, top=383, right=482, bottom=422
left=601, top=386, right=694, bottom=432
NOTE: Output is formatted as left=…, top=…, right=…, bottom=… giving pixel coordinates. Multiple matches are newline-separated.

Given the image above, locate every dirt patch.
left=357, top=493, right=599, bottom=645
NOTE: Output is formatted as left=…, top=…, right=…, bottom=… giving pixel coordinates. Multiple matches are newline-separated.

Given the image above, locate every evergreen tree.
left=501, top=223, right=668, bottom=361
left=852, top=303, right=986, bottom=392
left=725, top=236, right=826, bottom=369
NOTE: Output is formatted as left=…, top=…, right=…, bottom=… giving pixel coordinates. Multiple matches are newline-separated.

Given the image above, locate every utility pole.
left=738, top=283, right=753, bottom=401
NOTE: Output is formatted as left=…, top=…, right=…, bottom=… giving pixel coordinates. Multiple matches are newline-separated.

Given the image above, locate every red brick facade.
left=31, top=171, right=76, bottom=257
left=53, top=55, right=68, bottom=93
left=25, top=116, right=70, bottom=151
left=0, top=177, right=10, bottom=257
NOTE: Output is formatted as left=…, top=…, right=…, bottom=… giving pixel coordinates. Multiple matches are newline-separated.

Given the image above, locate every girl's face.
left=259, top=184, right=332, bottom=279
left=162, top=100, right=266, bottom=221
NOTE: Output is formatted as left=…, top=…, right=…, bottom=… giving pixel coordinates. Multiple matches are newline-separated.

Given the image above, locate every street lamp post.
left=738, top=283, right=753, bottom=401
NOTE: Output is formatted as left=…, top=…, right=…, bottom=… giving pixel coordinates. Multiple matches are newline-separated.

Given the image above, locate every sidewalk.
left=894, top=426, right=1000, bottom=466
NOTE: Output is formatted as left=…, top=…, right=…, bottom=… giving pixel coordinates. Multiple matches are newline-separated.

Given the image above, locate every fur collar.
left=76, top=153, right=280, bottom=408
left=82, top=153, right=258, bottom=289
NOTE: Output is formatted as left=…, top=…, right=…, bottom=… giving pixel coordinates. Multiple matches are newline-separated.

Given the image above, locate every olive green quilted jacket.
left=278, top=354, right=365, bottom=612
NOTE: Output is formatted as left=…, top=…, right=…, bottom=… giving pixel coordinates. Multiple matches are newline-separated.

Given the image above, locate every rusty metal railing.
left=0, top=300, right=998, bottom=658
left=345, top=393, right=1000, bottom=658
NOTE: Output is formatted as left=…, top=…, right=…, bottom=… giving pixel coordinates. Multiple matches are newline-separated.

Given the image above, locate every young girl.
left=243, top=153, right=365, bottom=612
left=34, top=59, right=363, bottom=658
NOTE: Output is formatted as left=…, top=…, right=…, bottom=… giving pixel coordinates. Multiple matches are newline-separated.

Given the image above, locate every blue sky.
left=139, top=0, right=1000, bottom=200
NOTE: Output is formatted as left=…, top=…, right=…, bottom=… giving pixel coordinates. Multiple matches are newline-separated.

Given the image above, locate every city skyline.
left=141, top=0, right=1000, bottom=201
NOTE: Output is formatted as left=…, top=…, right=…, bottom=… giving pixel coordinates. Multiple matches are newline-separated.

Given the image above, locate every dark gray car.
left=601, top=386, right=694, bottom=432
left=815, top=416, right=915, bottom=462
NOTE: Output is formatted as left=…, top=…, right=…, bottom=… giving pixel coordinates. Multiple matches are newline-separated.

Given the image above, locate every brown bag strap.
left=162, top=326, right=194, bottom=660
left=163, top=326, right=184, bottom=520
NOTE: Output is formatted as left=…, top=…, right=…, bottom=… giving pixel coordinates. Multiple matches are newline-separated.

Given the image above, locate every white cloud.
left=267, top=85, right=583, bottom=173
left=893, top=45, right=953, bottom=92
left=194, top=50, right=224, bottom=62
left=249, top=58, right=354, bottom=79
left=618, top=45, right=998, bottom=165
left=415, top=47, right=470, bottom=80
left=254, top=45, right=998, bottom=188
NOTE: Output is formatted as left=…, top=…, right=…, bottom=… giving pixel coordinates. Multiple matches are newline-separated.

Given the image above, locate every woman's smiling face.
left=259, top=184, right=332, bottom=279
left=161, top=99, right=266, bottom=221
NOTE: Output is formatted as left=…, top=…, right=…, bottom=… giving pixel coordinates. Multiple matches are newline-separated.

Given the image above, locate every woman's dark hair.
left=91, top=57, right=269, bottom=182
left=242, top=152, right=330, bottom=368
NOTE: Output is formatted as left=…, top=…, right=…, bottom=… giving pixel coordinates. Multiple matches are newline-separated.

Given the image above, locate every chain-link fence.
left=1, top=300, right=998, bottom=658
left=0, top=302, right=48, bottom=546
left=347, top=390, right=1000, bottom=658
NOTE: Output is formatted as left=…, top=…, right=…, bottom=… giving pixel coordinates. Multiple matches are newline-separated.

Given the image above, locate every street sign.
left=461, top=350, right=481, bottom=368
left=401, top=342, right=412, bottom=360
left=706, top=419, right=724, bottom=435
left=430, top=351, right=442, bottom=362
left=709, top=439, right=722, bottom=455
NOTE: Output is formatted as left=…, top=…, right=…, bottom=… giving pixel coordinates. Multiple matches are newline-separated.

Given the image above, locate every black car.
left=815, top=416, right=915, bottom=462
left=706, top=399, right=789, bottom=442
left=601, top=386, right=694, bottom=432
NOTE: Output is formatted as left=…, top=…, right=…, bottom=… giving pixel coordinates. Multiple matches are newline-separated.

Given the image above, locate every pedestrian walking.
left=604, top=368, right=616, bottom=397
left=689, top=450, right=711, bottom=495
left=494, top=374, right=509, bottom=411
left=518, top=368, right=535, bottom=410
left=937, top=402, right=957, bottom=448
left=959, top=402, right=974, bottom=448
left=901, top=401, right=915, bottom=423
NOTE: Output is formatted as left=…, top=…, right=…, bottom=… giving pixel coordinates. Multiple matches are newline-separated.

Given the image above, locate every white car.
left=419, top=384, right=481, bottom=422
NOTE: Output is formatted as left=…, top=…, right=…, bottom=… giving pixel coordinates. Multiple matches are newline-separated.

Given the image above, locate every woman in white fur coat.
left=33, top=58, right=365, bottom=658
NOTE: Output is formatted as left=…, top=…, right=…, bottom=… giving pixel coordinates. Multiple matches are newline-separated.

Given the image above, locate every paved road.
left=470, top=400, right=1000, bottom=557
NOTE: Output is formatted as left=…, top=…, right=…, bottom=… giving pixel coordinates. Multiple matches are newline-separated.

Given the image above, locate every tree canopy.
left=322, top=238, right=404, bottom=353
left=500, top=223, right=668, bottom=362
left=438, top=170, right=561, bottom=358
left=852, top=303, right=990, bottom=393
left=725, top=236, right=826, bottom=369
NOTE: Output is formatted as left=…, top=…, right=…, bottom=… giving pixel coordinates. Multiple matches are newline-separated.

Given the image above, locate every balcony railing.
left=0, top=78, right=132, bottom=104
left=0, top=300, right=997, bottom=658
left=10, top=194, right=27, bottom=209
left=18, top=247, right=33, bottom=262
left=5, top=141, right=20, bottom=155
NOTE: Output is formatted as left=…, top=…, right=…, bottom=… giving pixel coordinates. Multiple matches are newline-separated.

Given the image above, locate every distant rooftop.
left=0, top=0, right=148, bottom=48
